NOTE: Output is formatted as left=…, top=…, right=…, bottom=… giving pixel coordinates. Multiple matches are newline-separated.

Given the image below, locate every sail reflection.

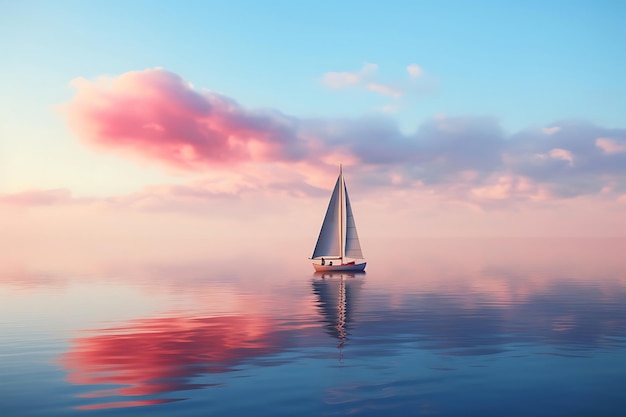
left=312, top=273, right=364, bottom=352
left=60, top=315, right=284, bottom=409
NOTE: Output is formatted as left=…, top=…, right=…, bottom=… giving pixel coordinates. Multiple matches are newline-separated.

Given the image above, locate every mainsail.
left=311, top=169, right=363, bottom=261
left=312, top=176, right=342, bottom=258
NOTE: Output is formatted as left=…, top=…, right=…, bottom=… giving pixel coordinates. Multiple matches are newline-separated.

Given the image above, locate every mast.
left=339, top=164, right=344, bottom=263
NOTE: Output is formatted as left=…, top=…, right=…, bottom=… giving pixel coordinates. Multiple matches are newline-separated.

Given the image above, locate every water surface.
left=2, top=238, right=625, bottom=416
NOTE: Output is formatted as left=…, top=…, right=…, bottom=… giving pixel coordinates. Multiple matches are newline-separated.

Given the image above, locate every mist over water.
left=1, top=238, right=625, bottom=416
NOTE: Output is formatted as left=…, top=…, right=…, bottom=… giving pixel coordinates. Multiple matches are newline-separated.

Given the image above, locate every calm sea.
left=1, top=238, right=625, bottom=416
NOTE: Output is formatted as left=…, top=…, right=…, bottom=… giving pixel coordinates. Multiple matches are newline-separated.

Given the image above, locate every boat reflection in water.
left=311, top=272, right=364, bottom=357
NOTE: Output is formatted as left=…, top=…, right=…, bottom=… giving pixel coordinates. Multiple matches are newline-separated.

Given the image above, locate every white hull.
left=312, top=262, right=366, bottom=272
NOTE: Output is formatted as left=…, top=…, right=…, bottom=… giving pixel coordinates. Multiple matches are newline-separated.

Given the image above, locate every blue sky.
left=3, top=0, right=625, bottom=131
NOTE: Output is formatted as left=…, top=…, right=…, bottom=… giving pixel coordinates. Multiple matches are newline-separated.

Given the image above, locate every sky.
left=1, top=0, right=626, bottom=259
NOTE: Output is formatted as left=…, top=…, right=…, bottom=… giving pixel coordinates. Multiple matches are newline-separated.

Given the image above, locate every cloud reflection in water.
left=55, top=241, right=626, bottom=412
left=60, top=315, right=285, bottom=409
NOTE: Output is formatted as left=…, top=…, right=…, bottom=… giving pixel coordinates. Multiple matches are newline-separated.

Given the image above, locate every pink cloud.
left=548, top=148, right=574, bottom=166
left=58, top=68, right=626, bottom=207
left=64, top=68, right=306, bottom=169
left=542, top=126, right=561, bottom=135
left=595, top=137, right=626, bottom=154
left=0, top=189, right=73, bottom=206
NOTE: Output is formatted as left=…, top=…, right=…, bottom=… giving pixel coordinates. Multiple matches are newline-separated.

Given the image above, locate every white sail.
left=311, top=176, right=342, bottom=258
left=344, top=185, right=363, bottom=259
left=312, top=168, right=364, bottom=264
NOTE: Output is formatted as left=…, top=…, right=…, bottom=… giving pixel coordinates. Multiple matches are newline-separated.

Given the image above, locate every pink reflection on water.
left=365, top=238, right=626, bottom=305
left=60, top=314, right=284, bottom=408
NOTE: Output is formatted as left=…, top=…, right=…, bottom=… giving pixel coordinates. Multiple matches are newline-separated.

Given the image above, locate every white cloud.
left=406, top=64, right=422, bottom=79
left=366, top=82, right=403, bottom=98
left=321, top=63, right=377, bottom=89
left=321, top=62, right=435, bottom=104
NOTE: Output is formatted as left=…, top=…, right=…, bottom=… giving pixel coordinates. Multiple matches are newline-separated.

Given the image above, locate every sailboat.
left=311, top=166, right=366, bottom=272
